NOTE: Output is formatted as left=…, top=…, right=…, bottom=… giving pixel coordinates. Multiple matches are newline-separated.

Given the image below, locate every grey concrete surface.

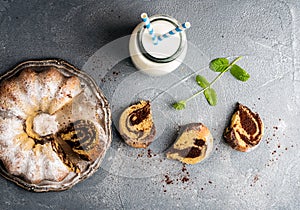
left=0, top=0, right=300, bottom=209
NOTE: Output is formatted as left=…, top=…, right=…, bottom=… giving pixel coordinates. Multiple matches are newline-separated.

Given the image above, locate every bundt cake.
left=0, top=60, right=111, bottom=192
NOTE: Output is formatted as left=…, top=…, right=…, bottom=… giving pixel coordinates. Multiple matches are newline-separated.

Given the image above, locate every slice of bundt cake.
left=119, top=100, right=156, bottom=148
left=224, top=103, right=264, bottom=152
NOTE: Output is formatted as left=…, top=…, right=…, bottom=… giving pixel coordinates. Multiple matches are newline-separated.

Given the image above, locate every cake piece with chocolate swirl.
left=119, top=100, right=156, bottom=148
left=224, top=103, right=264, bottom=152
left=166, top=123, right=213, bottom=164
left=58, top=120, right=101, bottom=161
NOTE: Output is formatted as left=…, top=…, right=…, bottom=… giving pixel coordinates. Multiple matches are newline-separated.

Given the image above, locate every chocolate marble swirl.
left=224, top=103, right=264, bottom=152
left=119, top=100, right=156, bottom=148
left=58, top=120, right=99, bottom=161
left=166, top=123, right=213, bottom=165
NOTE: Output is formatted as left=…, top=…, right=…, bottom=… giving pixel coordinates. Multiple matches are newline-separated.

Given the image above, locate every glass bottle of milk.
left=129, top=15, right=187, bottom=76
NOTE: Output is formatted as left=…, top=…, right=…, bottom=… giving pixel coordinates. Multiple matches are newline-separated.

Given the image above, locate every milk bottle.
left=129, top=15, right=188, bottom=76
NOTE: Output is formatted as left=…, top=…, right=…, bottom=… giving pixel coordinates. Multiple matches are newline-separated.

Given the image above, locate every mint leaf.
left=172, top=100, right=186, bottom=110
left=204, top=88, right=217, bottom=106
left=196, top=75, right=218, bottom=105
left=230, top=64, right=250, bottom=81
left=209, top=58, right=229, bottom=72
left=196, top=75, right=209, bottom=88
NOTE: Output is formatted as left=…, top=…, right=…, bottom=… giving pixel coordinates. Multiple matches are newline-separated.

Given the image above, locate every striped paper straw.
left=157, top=22, right=191, bottom=42
left=141, top=13, right=158, bottom=45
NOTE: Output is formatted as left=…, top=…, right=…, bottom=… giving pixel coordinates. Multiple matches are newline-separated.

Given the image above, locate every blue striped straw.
left=157, top=22, right=191, bottom=42
left=141, top=13, right=158, bottom=45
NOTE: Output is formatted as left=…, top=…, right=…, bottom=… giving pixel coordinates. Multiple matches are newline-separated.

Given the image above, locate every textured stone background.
left=0, top=0, right=300, bottom=209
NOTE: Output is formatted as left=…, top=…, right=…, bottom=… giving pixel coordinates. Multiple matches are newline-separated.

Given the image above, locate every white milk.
left=129, top=15, right=187, bottom=76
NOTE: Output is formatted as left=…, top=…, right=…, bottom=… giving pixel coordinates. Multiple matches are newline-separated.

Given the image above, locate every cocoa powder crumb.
left=162, top=163, right=191, bottom=191
left=182, top=164, right=187, bottom=172
left=147, top=149, right=152, bottom=158
left=165, top=175, right=173, bottom=185
left=253, top=175, right=259, bottom=183
left=112, top=71, right=120, bottom=76
left=181, top=177, right=189, bottom=183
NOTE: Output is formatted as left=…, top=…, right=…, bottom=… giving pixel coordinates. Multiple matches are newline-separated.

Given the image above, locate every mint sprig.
left=173, top=56, right=250, bottom=110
